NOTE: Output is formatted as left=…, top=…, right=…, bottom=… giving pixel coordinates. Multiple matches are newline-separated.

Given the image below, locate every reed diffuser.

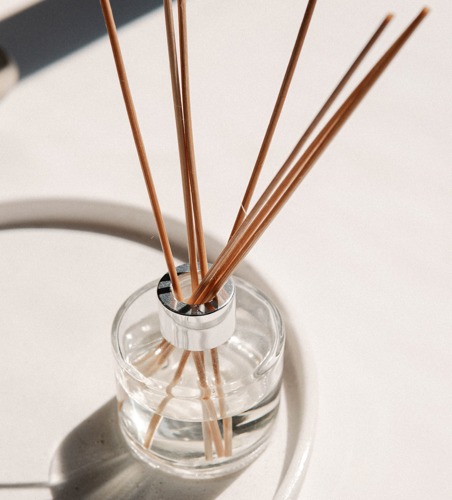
left=100, top=0, right=428, bottom=479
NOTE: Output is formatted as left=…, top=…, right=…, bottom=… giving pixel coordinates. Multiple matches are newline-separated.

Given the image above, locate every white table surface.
left=1, top=1, right=451, bottom=499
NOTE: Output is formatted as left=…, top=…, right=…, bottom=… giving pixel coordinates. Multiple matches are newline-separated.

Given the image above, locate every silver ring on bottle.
left=157, top=263, right=236, bottom=351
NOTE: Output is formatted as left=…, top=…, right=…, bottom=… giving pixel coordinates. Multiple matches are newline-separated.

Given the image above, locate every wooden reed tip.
left=420, top=7, right=430, bottom=16
left=385, top=13, right=394, bottom=23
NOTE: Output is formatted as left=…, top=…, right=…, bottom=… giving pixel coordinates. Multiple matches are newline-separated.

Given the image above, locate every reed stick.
left=177, top=0, right=229, bottom=456
left=142, top=345, right=222, bottom=459
left=243, top=14, right=393, bottom=226
left=178, top=0, right=209, bottom=278
left=141, top=342, right=174, bottom=377
left=134, top=338, right=167, bottom=368
left=211, top=348, right=232, bottom=456
left=164, top=0, right=224, bottom=457
left=134, top=339, right=176, bottom=381
left=190, top=8, right=429, bottom=305
left=193, top=352, right=225, bottom=457
left=163, top=0, right=198, bottom=291
left=144, top=350, right=191, bottom=449
left=230, top=0, right=317, bottom=236
left=201, top=405, right=214, bottom=460
left=99, top=0, right=182, bottom=300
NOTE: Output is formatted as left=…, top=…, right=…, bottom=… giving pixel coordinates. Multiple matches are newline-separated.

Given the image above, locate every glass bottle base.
left=120, top=419, right=275, bottom=479
left=117, top=386, right=281, bottom=478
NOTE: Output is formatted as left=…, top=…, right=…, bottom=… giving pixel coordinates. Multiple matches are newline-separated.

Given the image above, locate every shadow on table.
left=48, top=399, right=240, bottom=500
left=0, top=0, right=161, bottom=79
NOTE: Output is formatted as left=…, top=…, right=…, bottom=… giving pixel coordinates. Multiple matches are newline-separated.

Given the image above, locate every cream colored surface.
left=0, top=0, right=40, bottom=19
left=1, top=1, right=451, bottom=498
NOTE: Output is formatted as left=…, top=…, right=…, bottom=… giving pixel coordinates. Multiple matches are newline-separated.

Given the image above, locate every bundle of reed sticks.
left=100, top=0, right=428, bottom=460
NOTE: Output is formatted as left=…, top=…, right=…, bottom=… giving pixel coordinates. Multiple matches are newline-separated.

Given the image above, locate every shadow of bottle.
left=0, top=0, right=161, bottom=79
left=48, top=399, right=241, bottom=500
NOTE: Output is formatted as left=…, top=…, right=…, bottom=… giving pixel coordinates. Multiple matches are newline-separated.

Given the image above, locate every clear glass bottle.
left=112, top=264, right=285, bottom=479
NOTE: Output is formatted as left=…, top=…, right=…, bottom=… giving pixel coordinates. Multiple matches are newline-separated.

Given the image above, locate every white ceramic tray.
left=0, top=198, right=317, bottom=500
